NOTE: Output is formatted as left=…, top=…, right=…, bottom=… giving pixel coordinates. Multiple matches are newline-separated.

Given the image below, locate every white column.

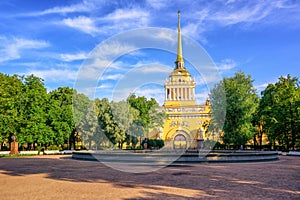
left=165, top=88, right=168, bottom=100
left=185, top=88, right=188, bottom=100
left=172, top=88, right=175, bottom=100
left=192, top=88, right=195, bottom=100
left=179, top=87, right=181, bottom=100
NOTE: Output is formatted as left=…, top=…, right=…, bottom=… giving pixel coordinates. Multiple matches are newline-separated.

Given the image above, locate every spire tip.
left=175, top=10, right=184, bottom=67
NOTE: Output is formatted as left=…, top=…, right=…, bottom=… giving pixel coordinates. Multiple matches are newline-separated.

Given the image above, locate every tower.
left=161, top=11, right=211, bottom=149
left=164, top=10, right=196, bottom=107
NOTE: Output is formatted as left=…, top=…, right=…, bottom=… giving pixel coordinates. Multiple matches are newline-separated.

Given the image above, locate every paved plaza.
left=0, top=155, right=299, bottom=199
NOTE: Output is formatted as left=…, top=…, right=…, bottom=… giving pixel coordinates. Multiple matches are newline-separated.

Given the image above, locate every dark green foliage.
left=0, top=73, right=80, bottom=150
left=6, top=72, right=299, bottom=152
left=144, top=139, right=164, bottom=149
left=48, top=87, right=75, bottom=147
left=17, top=75, right=51, bottom=147
left=94, top=98, right=120, bottom=148
left=0, top=74, right=22, bottom=148
left=209, top=72, right=259, bottom=147
left=0, top=73, right=166, bottom=151
left=258, top=75, right=300, bottom=150
left=127, top=94, right=166, bottom=139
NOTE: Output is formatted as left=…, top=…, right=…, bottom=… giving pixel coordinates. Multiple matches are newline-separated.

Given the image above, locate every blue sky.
left=0, top=0, right=299, bottom=105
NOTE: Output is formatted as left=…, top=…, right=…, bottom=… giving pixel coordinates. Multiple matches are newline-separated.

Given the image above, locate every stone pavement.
left=0, top=155, right=299, bottom=199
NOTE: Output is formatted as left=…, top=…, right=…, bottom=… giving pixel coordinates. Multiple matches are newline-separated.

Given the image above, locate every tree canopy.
left=209, top=72, right=259, bottom=147
left=258, top=75, right=300, bottom=150
left=1, top=72, right=299, bottom=151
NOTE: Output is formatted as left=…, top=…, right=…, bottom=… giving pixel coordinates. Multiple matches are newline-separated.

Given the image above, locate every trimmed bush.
left=147, top=139, right=164, bottom=149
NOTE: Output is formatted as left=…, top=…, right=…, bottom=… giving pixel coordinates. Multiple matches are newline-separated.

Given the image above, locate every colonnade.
left=166, top=87, right=195, bottom=100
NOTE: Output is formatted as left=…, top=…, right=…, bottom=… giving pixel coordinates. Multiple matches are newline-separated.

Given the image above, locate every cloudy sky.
left=0, top=0, right=299, bottom=104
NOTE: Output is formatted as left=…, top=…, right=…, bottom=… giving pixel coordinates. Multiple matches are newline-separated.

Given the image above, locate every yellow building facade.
left=161, top=11, right=211, bottom=149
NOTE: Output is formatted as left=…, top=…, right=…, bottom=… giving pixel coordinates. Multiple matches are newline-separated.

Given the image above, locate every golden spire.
left=175, top=10, right=184, bottom=68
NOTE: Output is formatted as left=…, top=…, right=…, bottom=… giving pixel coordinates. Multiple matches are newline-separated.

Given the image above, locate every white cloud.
left=193, top=59, right=237, bottom=86
left=225, top=0, right=237, bottom=5
left=129, top=62, right=172, bottom=74
left=153, top=30, right=177, bottom=44
left=177, top=9, right=209, bottom=43
left=5, top=61, right=42, bottom=68
left=97, top=83, right=112, bottom=89
left=255, top=80, right=277, bottom=92
left=61, top=16, right=99, bottom=35
left=58, top=8, right=150, bottom=36
left=217, top=59, right=237, bottom=71
left=86, top=59, right=112, bottom=69
left=26, top=68, right=77, bottom=82
left=146, top=0, right=169, bottom=9
left=182, top=23, right=199, bottom=36
left=60, top=52, right=88, bottom=62
left=139, top=65, right=172, bottom=73
left=211, top=4, right=270, bottom=26
left=96, top=8, right=150, bottom=34
left=100, top=74, right=124, bottom=81
left=179, top=1, right=298, bottom=42
left=208, top=1, right=295, bottom=27
left=75, top=41, right=135, bottom=81
left=255, top=83, right=269, bottom=91
left=104, top=8, right=149, bottom=21
left=181, top=22, right=207, bottom=43
left=92, top=41, right=136, bottom=59
left=38, top=3, right=90, bottom=15
left=0, top=36, right=50, bottom=62
left=18, top=0, right=95, bottom=16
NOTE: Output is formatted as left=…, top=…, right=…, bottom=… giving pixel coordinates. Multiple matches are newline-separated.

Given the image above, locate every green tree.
left=127, top=94, right=166, bottom=139
left=208, top=79, right=227, bottom=145
left=18, top=75, right=51, bottom=150
left=78, top=103, right=99, bottom=149
left=257, top=84, right=277, bottom=148
left=259, top=75, right=300, bottom=150
left=252, top=106, right=264, bottom=150
left=0, top=73, right=22, bottom=149
left=127, top=119, right=144, bottom=148
left=110, top=100, right=139, bottom=148
left=127, top=94, right=154, bottom=128
left=48, top=87, right=75, bottom=149
left=95, top=98, right=120, bottom=148
left=208, top=81, right=227, bottom=134
left=209, top=72, right=259, bottom=147
left=73, top=90, right=91, bottom=149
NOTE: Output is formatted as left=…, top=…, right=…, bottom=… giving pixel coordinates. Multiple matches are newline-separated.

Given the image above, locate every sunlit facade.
left=159, top=11, right=212, bottom=149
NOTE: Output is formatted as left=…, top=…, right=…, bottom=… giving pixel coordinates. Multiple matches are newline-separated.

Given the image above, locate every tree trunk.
left=259, top=131, right=262, bottom=150
left=88, top=140, right=91, bottom=150
left=253, top=135, right=256, bottom=150
left=285, top=131, right=289, bottom=151
left=71, top=129, right=77, bottom=150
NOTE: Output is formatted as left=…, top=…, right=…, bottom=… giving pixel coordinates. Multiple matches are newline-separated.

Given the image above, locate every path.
left=0, top=155, right=299, bottom=199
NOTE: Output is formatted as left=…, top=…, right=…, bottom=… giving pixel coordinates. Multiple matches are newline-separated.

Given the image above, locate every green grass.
left=0, top=154, right=37, bottom=158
